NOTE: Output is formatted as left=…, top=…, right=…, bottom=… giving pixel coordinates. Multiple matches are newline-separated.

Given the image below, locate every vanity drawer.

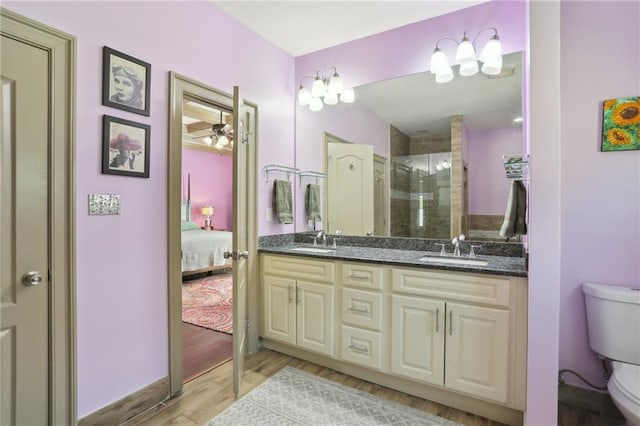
left=341, top=325, right=383, bottom=370
left=261, top=254, right=335, bottom=283
left=341, top=262, right=384, bottom=290
left=392, top=268, right=510, bottom=308
left=342, top=288, right=383, bottom=331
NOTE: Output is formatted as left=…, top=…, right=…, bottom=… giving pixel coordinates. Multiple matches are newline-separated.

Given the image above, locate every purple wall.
left=467, top=127, right=523, bottom=215
left=4, top=1, right=294, bottom=418
left=558, top=1, right=640, bottom=388
left=182, top=149, right=233, bottom=231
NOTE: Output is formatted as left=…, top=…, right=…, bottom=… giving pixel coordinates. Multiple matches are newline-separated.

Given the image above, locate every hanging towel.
left=305, top=184, right=322, bottom=221
left=273, top=179, right=293, bottom=224
left=499, top=180, right=528, bottom=239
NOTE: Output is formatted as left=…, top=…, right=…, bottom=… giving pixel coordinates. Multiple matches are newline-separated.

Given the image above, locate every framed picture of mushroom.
left=102, top=115, right=151, bottom=178
left=601, top=96, right=640, bottom=152
left=102, top=46, right=151, bottom=116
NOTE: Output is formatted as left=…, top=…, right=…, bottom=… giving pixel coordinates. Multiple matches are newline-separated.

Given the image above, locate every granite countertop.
left=258, top=244, right=528, bottom=278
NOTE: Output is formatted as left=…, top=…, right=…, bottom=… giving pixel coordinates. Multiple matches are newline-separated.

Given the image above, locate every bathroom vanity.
left=258, top=241, right=528, bottom=425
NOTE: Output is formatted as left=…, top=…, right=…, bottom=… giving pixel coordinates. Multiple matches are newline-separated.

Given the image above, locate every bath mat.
left=182, top=272, right=232, bottom=334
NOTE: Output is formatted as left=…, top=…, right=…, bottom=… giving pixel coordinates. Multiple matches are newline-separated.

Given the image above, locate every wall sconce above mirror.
left=430, top=27, right=503, bottom=83
left=298, top=67, right=355, bottom=111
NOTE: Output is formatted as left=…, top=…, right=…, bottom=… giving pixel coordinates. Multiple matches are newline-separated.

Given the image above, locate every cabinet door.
left=296, top=281, right=335, bottom=357
left=262, top=275, right=296, bottom=345
left=445, top=302, right=510, bottom=404
left=391, top=295, right=445, bottom=385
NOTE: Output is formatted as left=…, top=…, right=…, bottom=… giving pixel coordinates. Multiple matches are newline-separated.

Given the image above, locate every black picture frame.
left=102, top=46, right=151, bottom=116
left=102, top=115, right=151, bottom=178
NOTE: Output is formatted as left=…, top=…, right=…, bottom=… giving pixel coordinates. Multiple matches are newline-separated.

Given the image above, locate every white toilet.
left=583, top=282, right=640, bottom=426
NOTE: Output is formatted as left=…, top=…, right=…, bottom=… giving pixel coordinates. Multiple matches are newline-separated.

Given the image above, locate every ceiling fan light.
left=298, top=86, right=311, bottom=106
left=481, top=55, right=503, bottom=75
left=339, top=88, right=355, bottom=103
left=203, top=136, right=213, bottom=145
left=311, top=77, right=326, bottom=98
left=218, top=135, right=229, bottom=147
left=430, top=48, right=449, bottom=74
left=309, top=97, right=324, bottom=111
left=459, top=60, right=479, bottom=77
left=455, top=35, right=476, bottom=65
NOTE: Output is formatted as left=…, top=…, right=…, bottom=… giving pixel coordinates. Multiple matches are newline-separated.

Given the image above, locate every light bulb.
left=339, top=88, right=354, bottom=103
left=430, top=48, right=449, bottom=74
left=481, top=55, right=502, bottom=75
left=323, top=91, right=338, bottom=105
left=455, top=34, right=476, bottom=65
left=459, top=60, right=479, bottom=77
left=435, top=66, right=454, bottom=83
left=309, top=97, right=323, bottom=112
left=298, top=86, right=311, bottom=106
left=311, top=77, right=326, bottom=98
left=328, top=70, right=343, bottom=93
left=479, top=35, right=502, bottom=63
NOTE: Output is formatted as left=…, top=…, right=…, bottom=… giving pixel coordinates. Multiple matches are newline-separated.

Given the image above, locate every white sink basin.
left=291, top=247, right=335, bottom=254
left=419, top=256, right=488, bottom=266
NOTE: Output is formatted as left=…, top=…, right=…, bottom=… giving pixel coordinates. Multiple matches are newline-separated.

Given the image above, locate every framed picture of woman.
left=102, top=115, right=151, bottom=178
left=102, top=46, right=151, bottom=116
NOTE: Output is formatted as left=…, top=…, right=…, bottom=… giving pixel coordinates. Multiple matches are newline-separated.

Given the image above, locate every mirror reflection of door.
left=326, top=140, right=374, bottom=235
left=373, top=155, right=388, bottom=236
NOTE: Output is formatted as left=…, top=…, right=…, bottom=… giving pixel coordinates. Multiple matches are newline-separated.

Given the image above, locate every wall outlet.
left=266, top=207, right=273, bottom=222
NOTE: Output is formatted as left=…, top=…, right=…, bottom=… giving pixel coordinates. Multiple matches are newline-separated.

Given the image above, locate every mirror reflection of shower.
left=391, top=152, right=451, bottom=239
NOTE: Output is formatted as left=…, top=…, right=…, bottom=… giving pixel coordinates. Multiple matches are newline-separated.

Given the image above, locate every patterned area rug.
left=206, top=366, right=463, bottom=425
left=182, top=273, right=233, bottom=334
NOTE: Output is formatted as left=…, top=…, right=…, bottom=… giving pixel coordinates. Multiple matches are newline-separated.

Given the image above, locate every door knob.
left=223, top=251, right=232, bottom=259
left=238, top=251, right=249, bottom=259
left=22, top=271, right=43, bottom=287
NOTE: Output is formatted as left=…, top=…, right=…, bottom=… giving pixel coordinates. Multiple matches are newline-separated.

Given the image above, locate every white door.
left=445, top=302, right=510, bottom=403
left=327, top=143, right=374, bottom=235
left=1, top=33, right=50, bottom=425
left=390, top=295, right=445, bottom=386
left=232, top=86, right=248, bottom=397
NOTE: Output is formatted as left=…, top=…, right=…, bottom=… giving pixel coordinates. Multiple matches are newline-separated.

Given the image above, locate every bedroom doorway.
left=168, top=73, right=258, bottom=397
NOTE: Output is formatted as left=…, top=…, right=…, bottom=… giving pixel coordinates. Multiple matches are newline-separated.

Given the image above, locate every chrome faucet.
left=452, top=234, right=465, bottom=257
left=316, top=231, right=327, bottom=247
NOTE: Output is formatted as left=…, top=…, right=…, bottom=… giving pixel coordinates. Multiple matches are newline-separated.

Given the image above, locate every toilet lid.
left=612, top=362, right=640, bottom=404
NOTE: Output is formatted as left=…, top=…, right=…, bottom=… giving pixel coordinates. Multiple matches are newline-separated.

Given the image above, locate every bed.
left=181, top=224, right=233, bottom=276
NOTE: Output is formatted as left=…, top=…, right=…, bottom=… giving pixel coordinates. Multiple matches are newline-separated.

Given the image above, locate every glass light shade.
left=435, top=66, right=454, bottom=83
left=429, top=48, right=449, bottom=74
left=481, top=55, right=503, bottom=75
left=323, top=91, right=338, bottom=105
left=309, top=97, right=324, bottom=111
left=455, top=36, right=476, bottom=64
left=217, top=135, right=229, bottom=146
left=203, top=136, right=213, bottom=145
left=298, top=86, right=311, bottom=106
left=459, top=60, right=479, bottom=77
left=311, top=77, right=326, bottom=97
left=339, top=88, right=355, bottom=103
left=201, top=206, right=214, bottom=217
left=328, top=73, right=343, bottom=94
left=479, top=35, right=502, bottom=63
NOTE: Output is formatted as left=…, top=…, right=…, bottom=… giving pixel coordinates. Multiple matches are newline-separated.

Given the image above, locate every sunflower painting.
left=601, top=96, right=640, bottom=152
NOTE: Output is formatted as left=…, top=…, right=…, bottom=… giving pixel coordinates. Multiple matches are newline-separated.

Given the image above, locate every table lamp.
left=201, top=206, right=214, bottom=229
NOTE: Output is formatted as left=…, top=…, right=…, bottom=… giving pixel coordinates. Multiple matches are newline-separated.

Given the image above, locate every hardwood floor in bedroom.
left=182, top=322, right=232, bottom=383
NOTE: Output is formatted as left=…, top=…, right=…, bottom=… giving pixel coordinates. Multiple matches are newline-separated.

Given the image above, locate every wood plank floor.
left=126, top=349, right=508, bottom=426
left=182, top=323, right=232, bottom=383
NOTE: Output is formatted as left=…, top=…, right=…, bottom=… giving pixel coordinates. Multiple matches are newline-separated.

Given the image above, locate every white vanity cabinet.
left=391, top=267, right=525, bottom=407
left=261, top=254, right=336, bottom=357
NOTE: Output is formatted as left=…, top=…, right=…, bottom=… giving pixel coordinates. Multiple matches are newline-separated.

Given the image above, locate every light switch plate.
left=89, top=194, right=121, bottom=215
left=266, top=207, right=273, bottom=222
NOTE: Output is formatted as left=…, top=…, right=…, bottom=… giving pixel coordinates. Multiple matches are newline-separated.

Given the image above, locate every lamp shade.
left=430, top=48, right=449, bottom=74
left=435, top=66, right=454, bottom=83
left=298, top=86, right=311, bottom=106
left=309, top=97, right=324, bottom=111
left=311, top=77, right=326, bottom=97
left=339, top=88, right=355, bottom=103
left=201, top=206, right=214, bottom=217
left=455, top=35, right=476, bottom=64
left=459, top=60, right=479, bottom=77
left=323, top=91, right=338, bottom=105
left=328, top=71, right=343, bottom=94
left=479, top=35, right=502, bottom=63
left=481, top=55, right=503, bottom=75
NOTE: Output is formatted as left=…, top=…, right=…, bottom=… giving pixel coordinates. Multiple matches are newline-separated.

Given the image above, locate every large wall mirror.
left=295, top=51, right=524, bottom=242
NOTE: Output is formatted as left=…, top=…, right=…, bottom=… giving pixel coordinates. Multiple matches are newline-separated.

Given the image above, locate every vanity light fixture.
left=430, top=27, right=503, bottom=83
left=298, top=67, right=355, bottom=111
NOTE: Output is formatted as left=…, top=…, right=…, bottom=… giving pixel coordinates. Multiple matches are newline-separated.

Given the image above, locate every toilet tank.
left=583, top=282, right=640, bottom=365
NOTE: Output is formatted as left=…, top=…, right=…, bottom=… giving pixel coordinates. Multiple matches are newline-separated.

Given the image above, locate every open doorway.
left=180, top=97, right=234, bottom=382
